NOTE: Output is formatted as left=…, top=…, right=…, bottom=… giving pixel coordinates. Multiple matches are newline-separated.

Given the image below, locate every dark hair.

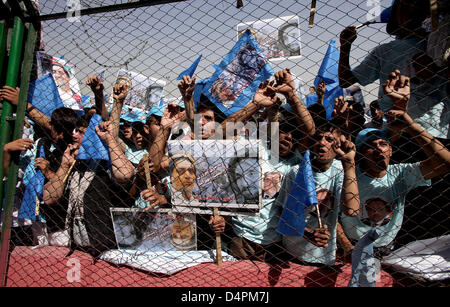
left=278, top=108, right=302, bottom=140
left=349, top=102, right=366, bottom=127
left=197, top=94, right=226, bottom=123
left=146, top=114, right=162, bottom=126
left=386, top=0, right=430, bottom=38
left=227, top=156, right=259, bottom=202
left=365, top=197, right=391, bottom=211
left=307, top=103, right=327, bottom=130
left=50, top=107, right=78, bottom=145
left=76, top=112, right=92, bottom=129
left=131, top=121, right=146, bottom=134
left=315, top=120, right=341, bottom=138
left=369, top=100, right=379, bottom=112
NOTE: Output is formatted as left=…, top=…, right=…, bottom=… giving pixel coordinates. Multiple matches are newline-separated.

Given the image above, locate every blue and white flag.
left=314, top=40, right=344, bottom=120
left=18, top=146, right=46, bottom=221
left=348, top=229, right=381, bottom=287
left=202, top=29, right=274, bottom=117
left=366, top=5, right=392, bottom=24
left=177, top=55, right=202, bottom=80
left=27, top=73, right=64, bottom=118
left=277, top=150, right=317, bottom=236
left=76, top=114, right=110, bottom=161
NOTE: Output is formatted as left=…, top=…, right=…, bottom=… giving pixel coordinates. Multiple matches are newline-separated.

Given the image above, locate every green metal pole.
left=0, top=20, right=10, bottom=214
left=0, top=17, right=24, bottom=208
left=0, top=21, right=9, bottom=82
left=0, top=16, right=27, bottom=287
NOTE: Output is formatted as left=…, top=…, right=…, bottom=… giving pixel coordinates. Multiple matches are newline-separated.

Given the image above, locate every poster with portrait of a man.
left=167, top=139, right=263, bottom=217
left=237, top=15, right=301, bottom=61
left=202, top=29, right=273, bottom=117
left=110, top=208, right=197, bottom=252
left=35, top=51, right=83, bottom=111
left=112, top=70, right=166, bottom=114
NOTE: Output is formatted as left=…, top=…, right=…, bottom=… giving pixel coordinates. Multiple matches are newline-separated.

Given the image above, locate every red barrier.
left=6, top=246, right=394, bottom=287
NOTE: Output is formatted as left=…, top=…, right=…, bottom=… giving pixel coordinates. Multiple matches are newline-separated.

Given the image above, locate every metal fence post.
left=0, top=16, right=28, bottom=287
left=0, top=17, right=24, bottom=205
left=0, top=21, right=9, bottom=83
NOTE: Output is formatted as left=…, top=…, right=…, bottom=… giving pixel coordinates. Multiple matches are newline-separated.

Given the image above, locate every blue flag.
left=366, top=5, right=392, bottom=24
left=177, top=55, right=202, bottom=80
left=18, top=146, right=46, bottom=221
left=348, top=229, right=381, bottom=287
left=81, top=95, right=92, bottom=108
left=76, top=114, right=110, bottom=161
left=314, top=40, right=344, bottom=120
left=27, top=73, right=65, bottom=118
left=202, top=29, right=274, bottom=117
left=277, top=150, right=317, bottom=236
left=192, top=77, right=212, bottom=111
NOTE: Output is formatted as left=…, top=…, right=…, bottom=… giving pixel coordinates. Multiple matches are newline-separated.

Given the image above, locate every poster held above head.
left=202, top=29, right=274, bottom=117
left=35, top=51, right=83, bottom=111
left=112, top=70, right=166, bottom=113
left=237, top=15, right=301, bottom=61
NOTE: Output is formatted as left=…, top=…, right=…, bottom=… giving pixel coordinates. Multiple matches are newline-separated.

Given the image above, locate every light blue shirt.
left=341, top=163, right=430, bottom=248
left=231, top=147, right=303, bottom=245
left=281, top=159, right=344, bottom=265
left=22, top=138, right=54, bottom=186
left=352, top=37, right=427, bottom=112
left=125, top=144, right=147, bottom=167
left=408, top=78, right=449, bottom=139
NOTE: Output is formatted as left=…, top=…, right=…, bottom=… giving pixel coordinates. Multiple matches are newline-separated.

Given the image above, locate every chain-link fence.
left=0, top=0, right=449, bottom=288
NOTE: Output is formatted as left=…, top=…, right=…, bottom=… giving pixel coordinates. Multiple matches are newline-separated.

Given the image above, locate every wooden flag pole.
left=430, top=0, right=438, bottom=32
left=214, top=207, right=223, bottom=266
left=62, top=160, right=76, bottom=185
left=308, top=0, right=317, bottom=28
left=316, top=204, right=323, bottom=228
left=356, top=21, right=371, bottom=29
left=143, top=154, right=152, bottom=189
left=35, top=196, right=40, bottom=217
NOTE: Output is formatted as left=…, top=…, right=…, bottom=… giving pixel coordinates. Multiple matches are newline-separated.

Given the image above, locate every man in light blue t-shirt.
left=228, top=68, right=316, bottom=263
left=280, top=121, right=360, bottom=266
left=340, top=102, right=450, bottom=255
left=338, top=0, right=449, bottom=140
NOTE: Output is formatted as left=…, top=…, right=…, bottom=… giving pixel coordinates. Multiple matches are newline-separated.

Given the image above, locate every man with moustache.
left=280, top=121, right=360, bottom=266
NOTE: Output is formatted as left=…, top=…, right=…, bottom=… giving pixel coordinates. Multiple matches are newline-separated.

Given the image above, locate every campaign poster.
left=202, top=29, right=273, bottom=117
left=35, top=51, right=83, bottom=110
left=236, top=15, right=301, bottom=61
left=167, top=139, right=263, bottom=217
left=112, top=70, right=166, bottom=114
left=110, top=208, right=197, bottom=252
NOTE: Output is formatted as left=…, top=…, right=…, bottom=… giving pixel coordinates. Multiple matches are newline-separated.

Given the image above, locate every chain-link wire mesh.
left=1, top=0, right=449, bottom=288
